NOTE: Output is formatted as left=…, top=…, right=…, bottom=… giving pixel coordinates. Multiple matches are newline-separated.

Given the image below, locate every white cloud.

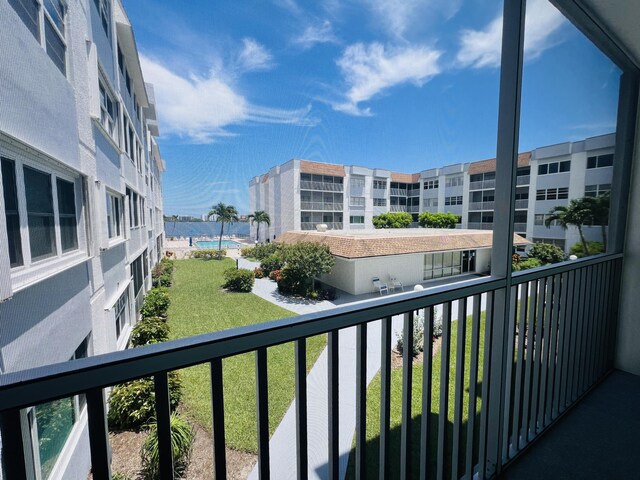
left=457, top=0, right=567, bottom=69
left=365, top=0, right=462, bottom=38
left=334, top=42, right=441, bottom=116
left=237, top=38, right=273, bottom=72
left=140, top=56, right=316, bottom=143
left=293, top=21, right=339, bottom=49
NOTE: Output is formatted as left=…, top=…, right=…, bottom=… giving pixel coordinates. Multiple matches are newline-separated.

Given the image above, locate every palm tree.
left=248, top=211, right=271, bottom=243
left=208, top=203, right=239, bottom=250
left=545, top=198, right=592, bottom=255
left=170, top=215, right=179, bottom=235
left=582, top=193, right=610, bottom=251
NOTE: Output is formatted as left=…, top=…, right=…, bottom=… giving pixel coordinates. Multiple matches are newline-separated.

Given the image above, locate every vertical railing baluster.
left=328, top=330, right=339, bottom=480
left=154, top=371, right=175, bottom=480
left=537, top=277, right=553, bottom=429
left=560, top=270, right=576, bottom=412
left=401, top=312, right=414, bottom=480
left=452, top=298, right=467, bottom=479
left=437, top=302, right=452, bottom=480
left=593, top=263, right=607, bottom=380
left=530, top=277, right=546, bottom=435
left=586, top=264, right=602, bottom=386
left=597, top=262, right=612, bottom=377
left=578, top=266, right=594, bottom=395
left=0, top=409, right=28, bottom=480
left=501, top=288, right=517, bottom=461
left=552, top=272, right=569, bottom=419
left=256, top=347, right=270, bottom=479
left=86, top=388, right=111, bottom=480
left=512, top=283, right=527, bottom=451
left=584, top=265, right=597, bottom=390
left=420, top=307, right=435, bottom=480
left=521, top=280, right=537, bottom=443
left=569, top=268, right=584, bottom=403
left=465, top=295, right=482, bottom=480
left=379, top=316, right=392, bottom=479
left=210, top=358, right=227, bottom=480
left=355, top=324, right=367, bottom=480
left=295, top=339, right=308, bottom=480
left=478, top=292, right=494, bottom=480
left=575, top=267, right=591, bottom=398
left=545, top=274, right=561, bottom=426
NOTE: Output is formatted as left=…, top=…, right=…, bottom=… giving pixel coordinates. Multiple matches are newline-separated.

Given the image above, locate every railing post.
left=86, top=388, right=112, bottom=480
left=0, top=409, right=28, bottom=480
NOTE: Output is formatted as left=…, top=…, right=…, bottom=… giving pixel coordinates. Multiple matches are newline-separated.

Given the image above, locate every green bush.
left=112, top=473, right=134, bottom=480
left=140, top=414, right=195, bottom=480
left=152, top=259, right=174, bottom=287
left=251, top=243, right=280, bottom=260
left=108, top=373, right=182, bottom=430
left=570, top=241, right=605, bottom=258
left=130, top=318, right=170, bottom=347
left=372, top=212, right=412, bottom=228
left=418, top=211, right=459, bottom=228
left=518, top=258, right=543, bottom=271
left=191, top=249, right=226, bottom=260
left=278, top=242, right=335, bottom=295
left=529, top=242, right=566, bottom=264
left=260, top=254, right=285, bottom=276
left=222, top=268, right=254, bottom=292
left=141, top=288, right=171, bottom=319
left=241, top=247, right=255, bottom=258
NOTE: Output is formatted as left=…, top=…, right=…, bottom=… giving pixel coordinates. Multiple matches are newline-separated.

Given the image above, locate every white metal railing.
left=390, top=188, right=407, bottom=196
left=408, top=205, right=420, bottom=213
left=469, top=201, right=495, bottom=211
left=0, top=255, right=622, bottom=480
left=515, top=199, right=529, bottom=209
left=300, top=181, right=344, bottom=192
left=300, top=222, right=343, bottom=230
left=468, top=222, right=494, bottom=230
left=390, top=205, right=408, bottom=212
left=516, top=175, right=530, bottom=185
left=514, top=222, right=527, bottom=232
left=300, top=202, right=343, bottom=211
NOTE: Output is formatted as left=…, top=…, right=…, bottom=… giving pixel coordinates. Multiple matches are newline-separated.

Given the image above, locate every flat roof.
left=277, top=228, right=529, bottom=259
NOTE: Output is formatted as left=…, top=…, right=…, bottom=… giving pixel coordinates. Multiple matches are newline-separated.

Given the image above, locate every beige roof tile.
left=300, top=160, right=346, bottom=177
left=468, top=152, right=531, bottom=175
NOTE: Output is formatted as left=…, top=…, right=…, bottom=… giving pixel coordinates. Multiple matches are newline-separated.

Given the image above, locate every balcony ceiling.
left=581, top=0, right=640, bottom=67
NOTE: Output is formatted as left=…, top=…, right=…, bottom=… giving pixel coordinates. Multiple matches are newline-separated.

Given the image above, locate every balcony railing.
left=390, top=188, right=407, bottom=196
left=372, top=188, right=387, bottom=198
left=300, top=202, right=344, bottom=211
left=514, top=222, right=528, bottom=232
left=515, top=199, right=529, bottom=209
left=0, top=255, right=621, bottom=480
left=468, top=222, right=494, bottom=230
left=408, top=205, right=420, bottom=213
left=300, top=180, right=344, bottom=192
left=469, top=179, right=496, bottom=190
left=390, top=205, right=408, bottom=212
left=407, top=188, right=421, bottom=197
left=300, top=222, right=343, bottom=230
left=516, top=175, right=530, bottom=185
left=469, top=201, right=495, bottom=211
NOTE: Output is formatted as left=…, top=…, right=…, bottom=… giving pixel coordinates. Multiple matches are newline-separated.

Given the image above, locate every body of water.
left=164, top=221, right=250, bottom=238
left=196, top=240, right=244, bottom=250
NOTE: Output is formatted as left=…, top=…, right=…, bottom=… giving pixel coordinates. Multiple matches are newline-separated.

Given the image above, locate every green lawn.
left=167, top=258, right=325, bottom=453
left=347, top=315, right=487, bottom=479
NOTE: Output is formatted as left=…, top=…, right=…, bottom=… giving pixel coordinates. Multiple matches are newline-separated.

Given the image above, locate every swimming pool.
left=195, top=240, right=244, bottom=250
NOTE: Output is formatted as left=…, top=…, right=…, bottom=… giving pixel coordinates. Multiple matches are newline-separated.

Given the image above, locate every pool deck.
left=164, top=237, right=249, bottom=259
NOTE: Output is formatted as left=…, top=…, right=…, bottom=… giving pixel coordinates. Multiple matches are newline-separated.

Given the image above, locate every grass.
left=347, top=314, right=487, bottom=479
left=167, top=258, right=326, bottom=453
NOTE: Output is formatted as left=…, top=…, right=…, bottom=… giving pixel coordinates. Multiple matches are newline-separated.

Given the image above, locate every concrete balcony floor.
left=502, top=370, right=640, bottom=479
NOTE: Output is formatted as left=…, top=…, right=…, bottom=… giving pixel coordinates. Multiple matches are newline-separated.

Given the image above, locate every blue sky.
left=122, top=0, right=621, bottom=215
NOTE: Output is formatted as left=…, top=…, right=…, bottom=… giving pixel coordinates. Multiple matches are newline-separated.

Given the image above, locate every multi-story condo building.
left=0, top=0, right=164, bottom=478
left=249, top=133, right=614, bottom=253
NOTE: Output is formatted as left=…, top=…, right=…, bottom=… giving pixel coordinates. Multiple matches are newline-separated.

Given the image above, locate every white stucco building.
left=0, top=0, right=164, bottom=478
left=249, top=133, right=614, bottom=253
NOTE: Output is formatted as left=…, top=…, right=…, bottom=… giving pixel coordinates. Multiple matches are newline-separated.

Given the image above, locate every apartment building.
left=0, top=0, right=164, bottom=478
left=249, top=133, right=614, bottom=253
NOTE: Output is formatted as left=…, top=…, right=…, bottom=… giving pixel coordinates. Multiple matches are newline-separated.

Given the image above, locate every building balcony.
left=300, top=202, right=344, bottom=211
left=300, top=180, right=344, bottom=192
left=513, top=222, right=527, bottom=233
left=469, top=201, right=495, bottom=211
left=300, top=222, right=343, bottom=230
left=515, top=199, right=529, bottom=209
left=407, top=188, right=421, bottom=197
left=468, top=222, right=494, bottom=230
left=516, top=175, right=530, bottom=185
left=372, top=188, right=387, bottom=198
left=469, top=179, right=496, bottom=190
left=407, top=205, right=420, bottom=213
left=390, top=204, right=408, bottom=212
left=390, top=188, right=407, bottom=196
left=0, top=255, right=628, bottom=480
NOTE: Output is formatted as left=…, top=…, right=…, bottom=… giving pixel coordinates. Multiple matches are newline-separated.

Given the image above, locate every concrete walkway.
left=243, top=260, right=487, bottom=480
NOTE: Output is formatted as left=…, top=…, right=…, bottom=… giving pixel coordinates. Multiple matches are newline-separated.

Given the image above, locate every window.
left=373, top=179, right=387, bottom=189
left=117, top=46, right=125, bottom=75
left=534, top=214, right=544, bottom=226
left=423, top=250, right=475, bottom=280
left=373, top=198, right=386, bottom=206
left=127, top=188, right=140, bottom=228
left=537, top=160, right=570, bottom=175
left=350, top=196, right=365, bottom=207
left=585, top=184, right=611, bottom=197
left=350, top=177, right=365, bottom=189
left=106, top=192, right=122, bottom=239
left=536, top=187, right=569, bottom=201
left=587, top=153, right=614, bottom=169
left=94, top=0, right=110, bottom=34
left=99, top=81, right=118, bottom=140
left=424, top=198, right=438, bottom=207
left=349, top=215, right=364, bottom=224
left=57, top=178, right=78, bottom=252
left=8, top=0, right=40, bottom=40
left=132, top=254, right=144, bottom=296
left=423, top=179, right=438, bottom=190
left=2, top=159, right=24, bottom=267
left=24, top=166, right=57, bottom=261
left=445, top=175, right=463, bottom=187
left=445, top=196, right=463, bottom=206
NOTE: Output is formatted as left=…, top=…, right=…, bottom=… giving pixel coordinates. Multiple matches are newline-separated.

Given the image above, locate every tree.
left=418, top=212, right=459, bottom=228
left=570, top=241, right=605, bottom=258
left=545, top=198, right=592, bottom=255
left=280, top=242, right=335, bottom=293
left=372, top=212, right=412, bottom=228
left=248, top=210, right=271, bottom=242
left=582, top=193, right=610, bottom=251
left=208, top=203, right=239, bottom=250
left=529, top=242, right=566, bottom=264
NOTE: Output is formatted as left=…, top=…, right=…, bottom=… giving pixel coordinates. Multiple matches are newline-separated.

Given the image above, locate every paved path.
left=243, top=261, right=487, bottom=480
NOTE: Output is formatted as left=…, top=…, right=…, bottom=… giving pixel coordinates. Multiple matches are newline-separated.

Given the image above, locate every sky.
left=122, top=0, right=621, bottom=216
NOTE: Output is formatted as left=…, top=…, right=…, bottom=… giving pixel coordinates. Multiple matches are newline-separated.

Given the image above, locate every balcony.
left=469, top=179, right=496, bottom=190
left=390, top=204, right=408, bottom=212
left=469, top=201, right=495, bottom=211
left=0, top=255, right=626, bottom=480
left=515, top=199, right=529, bottom=209
left=407, top=188, right=421, bottom=197
left=300, top=180, right=344, bottom=192
left=300, top=202, right=344, bottom=211
left=516, top=175, right=530, bottom=185
left=300, top=222, right=343, bottom=230
left=407, top=205, right=420, bottom=213
left=467, top=222, right=494, bottom=230
left=514, top=222, right=527, bottom=232
left=390, top=188, right=407, bottom=196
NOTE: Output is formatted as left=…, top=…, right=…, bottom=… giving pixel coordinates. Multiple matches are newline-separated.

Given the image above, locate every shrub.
left=268, top=269, right=283, bottom=281
left=140, top=414, right=195, bottom=480
left=418, top=211, right=459, bottom=228
left=570, top=241, right=605, bottom=258
left=260, top=254, right=284, bottom=276
left=112, top=473, right=134, bottom=480
left=152, top=259, right=174, bottom=287
left=251, top=243, right=280, bottom=260
left=241, top=247, right=255, bottom=258
left=130, top=318, right=170, bottom=347
left=432, top=310, right=443, bottom=338
left=372, top=212, right=412, bottom=228
left=253, top=267, right=265, bottom=279
left=396, top=314, right=425, bottom=357
left=529, top=242, right=566, bottom=264
left=279, top=242, right=335, bottom=295
left=141, top=288, right=171, bottom=319
left=222, top=268, right=254, bottom=292
left=518, top=258, right=543, bottom=271
left=191, top=249, right=226, bottom=260
left=107, top=373, right=182, bottom=430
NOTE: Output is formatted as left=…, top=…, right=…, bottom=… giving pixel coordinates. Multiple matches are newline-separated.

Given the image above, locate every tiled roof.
left=468, top=152, right=531, bottom=175
left=276, top=229, right=529, bottom=259
left=390, top=172, right=421, bottom=183
left=300, top=160, right=346, bottom=177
